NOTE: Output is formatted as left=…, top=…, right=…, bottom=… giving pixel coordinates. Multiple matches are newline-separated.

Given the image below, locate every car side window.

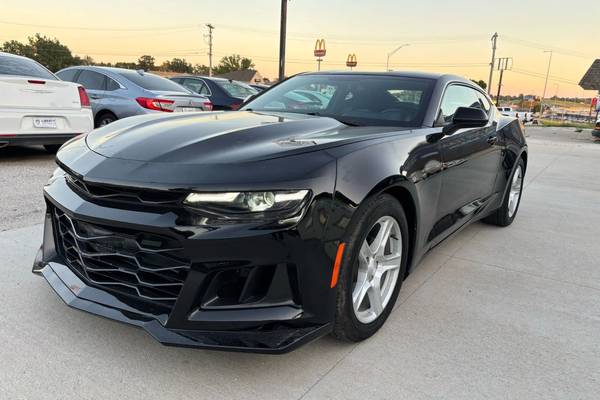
left=183, top=79, right=211, bottom=96
left=475, top=91, right=491, bottom=113
left=77, top=70, right=106, bottom=91
left=436, top=85, right=485, bottom=125
left=56, top=69, right=79, bottom=82
left=106, top=77, right=121, bottom=91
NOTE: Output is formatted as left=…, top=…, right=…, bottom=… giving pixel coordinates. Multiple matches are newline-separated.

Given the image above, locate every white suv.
left=0, top=52, right=93, bottom=152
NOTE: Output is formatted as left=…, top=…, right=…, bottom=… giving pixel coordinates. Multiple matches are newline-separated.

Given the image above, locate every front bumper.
left=37, top=261, right=331, bottom=353
left=34, top=174, right=340, bottom=354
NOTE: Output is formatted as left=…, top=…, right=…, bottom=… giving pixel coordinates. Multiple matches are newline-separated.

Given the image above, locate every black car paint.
left=34, top=72, right=528, bottom=353
left=170, top=76, right=249, bottom=111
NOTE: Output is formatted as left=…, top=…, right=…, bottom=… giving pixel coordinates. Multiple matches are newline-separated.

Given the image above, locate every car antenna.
left=137, top=69, right=145, bottom=76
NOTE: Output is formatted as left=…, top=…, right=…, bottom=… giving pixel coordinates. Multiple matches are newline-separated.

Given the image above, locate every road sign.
left=314, top=39, right=326, bottom=58
left=346, top=54, right=357, bottom=68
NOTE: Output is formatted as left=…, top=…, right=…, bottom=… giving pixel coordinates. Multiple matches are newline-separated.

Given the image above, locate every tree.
left=161, top=58, right=193, bottom=73
left=470, top=79, right=487, bottom=90
left=214, top=54, right=255, bottom=74
left=29, top=34, right=78, bottom=71
left=2, top=34, right=77, bottom=71
left=1, top=40, right=35, bottom=58
left=137, top=55, right=155, bottom=71
left=193, top=64, right=210, bottom=75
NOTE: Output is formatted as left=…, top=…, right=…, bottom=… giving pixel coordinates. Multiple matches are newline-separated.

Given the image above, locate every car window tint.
left=215, top=80, right=257, bottom=99
left=77, top=70, right=106, bottom=91
left=245, top=75, right=434, bottom=127
left=262, top=84, right=336, bottom=112
left=183, top=79, right=211, bottom=95
left=56, top=69, right=78, bottom=82
left=106, top=77, right=120, bottom=91
left=0, top=55, right=57, bottom=80
left=118, top=71, right=189, bottom=92
left=437, top=85, right=483, bottom=124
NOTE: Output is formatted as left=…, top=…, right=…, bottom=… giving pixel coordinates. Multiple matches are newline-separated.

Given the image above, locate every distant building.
left=215, top=69, right=265, bottom=84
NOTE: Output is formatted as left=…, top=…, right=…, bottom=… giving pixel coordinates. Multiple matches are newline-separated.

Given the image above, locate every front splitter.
left=38, top=262, right=331, bottom=354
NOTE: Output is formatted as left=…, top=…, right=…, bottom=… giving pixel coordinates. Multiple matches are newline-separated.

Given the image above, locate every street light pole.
left=386, top=44, right=410, bottom=71
left=278, top=0, right=288, bottom=82
left=540, top=50, right=553, bottom=118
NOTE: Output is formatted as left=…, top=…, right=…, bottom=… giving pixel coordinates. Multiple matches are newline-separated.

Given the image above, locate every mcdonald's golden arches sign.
left=314, top=39, right=326, bottom=57
left=346, top=54, right=357, bottom=67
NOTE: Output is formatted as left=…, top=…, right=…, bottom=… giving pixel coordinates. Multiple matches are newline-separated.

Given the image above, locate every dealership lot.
left=1, top=127, right=599, bottom=399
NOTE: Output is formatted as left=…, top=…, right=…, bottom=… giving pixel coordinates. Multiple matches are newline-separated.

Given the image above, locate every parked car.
left=593, top=115, right=600, bottom=138
left=34, top=71, right=528, bottom=353
left=497, top=106, right=533, bottom=123
left=249, top=83, right=270, bottom=92
left=0, top=52, right=93, bottom=152
left=171, top=75, right=258, bottom=110
left=56, top=67, right=212, bottom=128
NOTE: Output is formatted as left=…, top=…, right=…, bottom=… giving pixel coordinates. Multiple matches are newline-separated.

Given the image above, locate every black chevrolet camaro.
left=34, top=72, right=528, bottom=353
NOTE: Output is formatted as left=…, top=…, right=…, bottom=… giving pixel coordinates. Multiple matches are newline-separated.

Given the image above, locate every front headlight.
left=183, top=190, right=311, bottom=222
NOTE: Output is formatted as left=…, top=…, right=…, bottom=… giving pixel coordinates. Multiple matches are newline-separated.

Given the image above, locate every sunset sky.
left=2, top=0, right=598, bottom=97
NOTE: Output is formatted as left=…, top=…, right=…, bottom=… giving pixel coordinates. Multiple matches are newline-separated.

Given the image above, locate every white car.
left=497, top=106, right=533, bottom=123
left=0, top=52, right=93, bottom=152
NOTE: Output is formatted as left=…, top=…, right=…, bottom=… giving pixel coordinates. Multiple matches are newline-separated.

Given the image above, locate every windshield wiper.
left=306, top=112, right=360, bottom=127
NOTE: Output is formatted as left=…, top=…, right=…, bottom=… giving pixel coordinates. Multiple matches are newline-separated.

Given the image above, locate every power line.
left=0, top=19, right=199, bottom=32
left=502, top=35, right=595, bottom=59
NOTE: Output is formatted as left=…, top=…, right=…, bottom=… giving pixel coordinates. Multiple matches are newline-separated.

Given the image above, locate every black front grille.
left=53, top=208, right=191, bottom=305
left=66, top=174, right=185, bottom=207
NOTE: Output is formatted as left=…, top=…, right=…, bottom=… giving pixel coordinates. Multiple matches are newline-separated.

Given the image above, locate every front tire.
left=332, top=194, right=409, bottom=342
left=483, top=158, right=525, bottom=227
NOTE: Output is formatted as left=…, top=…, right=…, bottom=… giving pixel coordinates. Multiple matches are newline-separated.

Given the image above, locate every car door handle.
left=487, top=135, right=498, bottom=145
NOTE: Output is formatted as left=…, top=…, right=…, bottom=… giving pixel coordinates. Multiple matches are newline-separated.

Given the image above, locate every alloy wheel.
left=508, top=165, right=523, bottom=218
left=352, top=216, right=402, bottom=324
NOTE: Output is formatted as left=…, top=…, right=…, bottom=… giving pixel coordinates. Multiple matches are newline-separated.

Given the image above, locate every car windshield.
left=0, top=55, right=57, bottom=80
left=242, top=74, right=434, bottom=127
left=216, top=80, right=258, bottom=99
left=117, top=70, right=190, bottom=93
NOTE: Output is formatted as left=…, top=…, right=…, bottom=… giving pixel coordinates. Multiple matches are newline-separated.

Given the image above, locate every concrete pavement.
left=1, top=128, right=599, bottom=399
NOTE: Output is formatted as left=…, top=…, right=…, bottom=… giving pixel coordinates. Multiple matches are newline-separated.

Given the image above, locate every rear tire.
left=332, top=194, right=409, bottom=342
left=43, top=144, right=61, bottom=153
left=95, top=112, right=117, bottom=128
left=483, top=158, right=525, bottom=227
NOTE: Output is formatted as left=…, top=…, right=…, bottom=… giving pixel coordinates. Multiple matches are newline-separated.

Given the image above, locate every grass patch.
left=538, top=119, right=595, bottom=130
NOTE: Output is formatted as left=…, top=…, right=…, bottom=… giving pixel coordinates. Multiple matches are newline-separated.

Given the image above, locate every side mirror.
left=443, top=106, right=488, bottom=135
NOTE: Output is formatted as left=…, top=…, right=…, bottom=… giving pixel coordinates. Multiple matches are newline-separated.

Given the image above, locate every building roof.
left=215, top=69, right=259, bottom=82
left=580, top=59, right=600, bottom=90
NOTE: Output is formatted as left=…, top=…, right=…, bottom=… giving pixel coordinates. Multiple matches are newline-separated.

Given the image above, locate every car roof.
left=0, top=51, right=31, bottom=60
left=59, top=65, right=166, bottom=77
left=172, top=75, right=239, bottom=83
left=297, top=70, right=471, bottom=84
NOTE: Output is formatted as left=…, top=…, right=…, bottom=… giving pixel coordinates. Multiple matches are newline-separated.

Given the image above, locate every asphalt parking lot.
left=1, top=127, right=599, bottom=399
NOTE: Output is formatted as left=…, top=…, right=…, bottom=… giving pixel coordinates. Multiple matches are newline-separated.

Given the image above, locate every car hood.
left=86, top=111, right=403, bottom=164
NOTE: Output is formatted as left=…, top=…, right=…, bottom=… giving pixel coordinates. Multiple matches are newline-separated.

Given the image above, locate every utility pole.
left=278, top=0, right=288, bottom=82
left=540, top=50, right=553, bottom=118
left=495, top=57, right=512, bottom=106
left=487, top=32, right=498, bottom=96
left=205, top=24, right=214, bottom=76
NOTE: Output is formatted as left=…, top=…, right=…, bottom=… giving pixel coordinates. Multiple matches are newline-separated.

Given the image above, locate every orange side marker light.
left=330, top=243, right=346, bottom=288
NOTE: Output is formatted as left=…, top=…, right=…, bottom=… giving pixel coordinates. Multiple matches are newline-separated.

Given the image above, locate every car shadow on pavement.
left=0, top=145, right=55, bottom=160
